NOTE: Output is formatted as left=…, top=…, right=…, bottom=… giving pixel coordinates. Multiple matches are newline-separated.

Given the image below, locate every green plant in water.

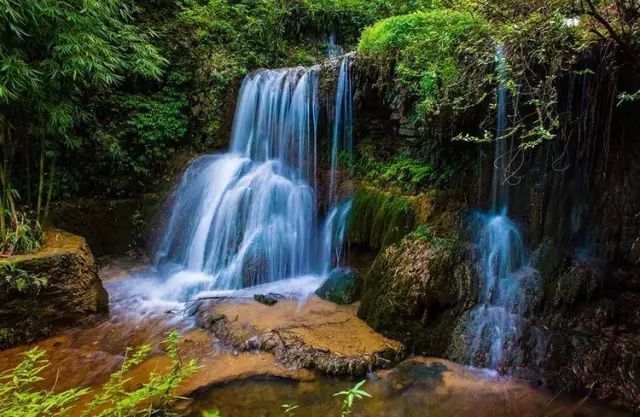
left=0, top=330, right=198, bottom=417
left=333, top=379, right=371, bottom=417
left=0, top=348, right=87, bottom=417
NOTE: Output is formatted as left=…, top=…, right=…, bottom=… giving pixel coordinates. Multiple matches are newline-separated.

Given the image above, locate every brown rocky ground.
left=195, top=296, right=405, bottom=375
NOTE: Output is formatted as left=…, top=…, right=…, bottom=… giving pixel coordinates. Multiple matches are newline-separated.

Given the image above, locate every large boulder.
left=358, top=237, right=476, bottom=355
left=0, top=230, right=108, bottom=348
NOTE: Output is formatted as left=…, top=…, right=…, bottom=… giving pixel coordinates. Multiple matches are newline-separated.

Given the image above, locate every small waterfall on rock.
left=325, top=33, right=344, bottom=59
left=322, top=55, right=354, bottom=274
left=153, top=64, right=353, bottom=299
left=467, top=47, right=541, bottom=370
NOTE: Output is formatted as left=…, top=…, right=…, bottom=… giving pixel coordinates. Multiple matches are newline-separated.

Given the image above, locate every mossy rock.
left=348, top=188, right=416, bottom=250
left=316, top=268, right=361, bottom=305
left=0, top=229, right=108, bottom=349
left=358, top=237, right=476, bottom=355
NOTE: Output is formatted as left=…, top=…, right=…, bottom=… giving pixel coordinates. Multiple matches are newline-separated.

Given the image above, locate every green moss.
left=348, top=188, right=415, bottom=250
left=358, top=10, right=491, bottom=125
left=315, top=268, right=361, bottom=304
left=357, top=237, right=475, bottom=355
left=208, top=312, right=226, bottom=326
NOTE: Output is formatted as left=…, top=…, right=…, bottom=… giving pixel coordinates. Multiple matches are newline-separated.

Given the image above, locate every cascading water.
left=322, top=55, right=354, bottom=274
left=467, top=47, right=541, bottom=370
left=153, top=60, right=355, bottom=300
left=325, top=33, right=344, bottom=59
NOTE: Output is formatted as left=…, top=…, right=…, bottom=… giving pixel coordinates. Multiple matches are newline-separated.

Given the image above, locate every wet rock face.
left=357, top=235, right=640, bottom=410
left=315, top=268, right=361, bottom=305
left=196, top=296, right=404, bottom=376
left=358, top=238, right=477, bottom=355
left=0, top=230, right=108, bottom=348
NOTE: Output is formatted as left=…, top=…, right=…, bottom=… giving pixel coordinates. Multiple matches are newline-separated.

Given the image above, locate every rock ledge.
left=196, top=296, right=404, bottom=376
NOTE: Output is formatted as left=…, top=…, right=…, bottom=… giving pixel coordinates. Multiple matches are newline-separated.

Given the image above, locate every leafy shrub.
left=0, top=209, right=43, bottom=256
left=358, top=10, right=492, bottom=127
left=0, top=331, right=198, bottom=417
left=0, top=348, right=86, bottom=417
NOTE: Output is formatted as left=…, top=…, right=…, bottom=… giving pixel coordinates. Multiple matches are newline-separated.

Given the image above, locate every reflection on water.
left=189, top=358, right=634, bottom=417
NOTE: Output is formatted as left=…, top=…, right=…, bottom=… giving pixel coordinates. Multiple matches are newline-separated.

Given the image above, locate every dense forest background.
left=1, top=0, right=639, bottom=255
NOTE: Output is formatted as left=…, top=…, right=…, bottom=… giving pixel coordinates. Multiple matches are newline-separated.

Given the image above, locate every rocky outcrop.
left=349, top=48, right=640, bottom=411
left=0, top=230, right=108, bottom=348
left=358, top=238, right=476, bottom=355
left=196, top=296, right=404, bottom=376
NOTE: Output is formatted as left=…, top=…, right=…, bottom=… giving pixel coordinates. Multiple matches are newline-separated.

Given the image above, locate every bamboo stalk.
left=36, top=140, right=45, bottom=224
left=43, top=157, right=56, bottom=222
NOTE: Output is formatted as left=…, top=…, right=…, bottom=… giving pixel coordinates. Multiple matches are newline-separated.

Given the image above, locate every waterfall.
left=326, top=33, right=344, bottom=59
left=153, top=62, right=354, bottom=299
left=467, top=47, right=541, bottom=370
left=322, top=55, right=354, bottom=274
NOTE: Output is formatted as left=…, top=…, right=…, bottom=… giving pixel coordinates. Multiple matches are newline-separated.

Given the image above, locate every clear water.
left=153, top=63, right=354, bottom=299
left=188, top=363, right=633, bottom=417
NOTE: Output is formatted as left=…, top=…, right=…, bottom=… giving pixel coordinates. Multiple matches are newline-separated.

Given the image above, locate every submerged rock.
left=253, top=293, right=280, bottom=306
left=315, top=268, right=361, bottom=304
left=0, top=229, right=108, bottom=348
left=196, top=296, right=404, bottom=376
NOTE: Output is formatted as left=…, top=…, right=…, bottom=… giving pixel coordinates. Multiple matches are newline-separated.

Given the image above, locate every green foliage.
left=0, top=0, right=167, bottom=245
left=358, top=10, right=492, bottom=127
left=407, top=224, right=452, bottom=248
left=333, top=379, right=371, bottom=417
left=1, top=0, right=166, bottom=106
left=0, top=208, right=43, bottom=256
left=54, top=81, right=189, bottom=197
left=83, top=330, right=199, bottom=417
left=0, top=264, right=47, bottom=294
left=0, top=331, right=198, bottom=417
left=177, top=0, right=386, bottom=147
left=0, top=348, right=88, bottom=417
left=100, top=87, right=188, bottom=184
left=617, top=89, right=640, bottom=105
left=344, top=139, right=456, bottom=192
left=490, top=8, right=587, bottom=149
left=119, top=90, right=189, bottom=178
left=282, top=0, right=389, bottom=45
left=348, top=188, right=415, bottom=249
